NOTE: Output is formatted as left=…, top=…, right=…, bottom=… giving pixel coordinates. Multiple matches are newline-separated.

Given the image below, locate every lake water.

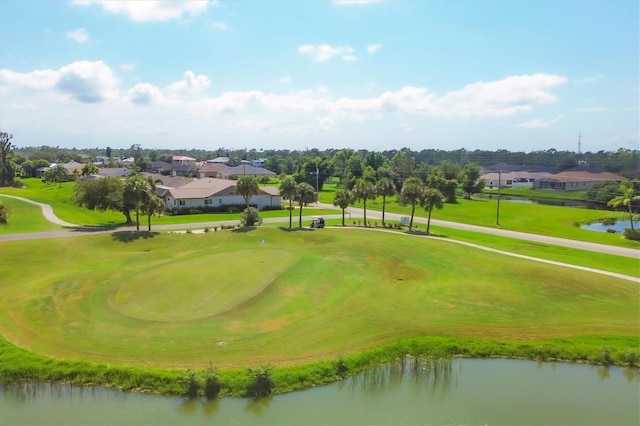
left=581, top=220, right=637, bottom=233
left=2, top=359, right=638, bottom=425
left=479, top=194, right=590, bottom=208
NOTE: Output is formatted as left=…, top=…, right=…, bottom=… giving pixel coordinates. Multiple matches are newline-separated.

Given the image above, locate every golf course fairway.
left=0, top=227, right=637, bottom=370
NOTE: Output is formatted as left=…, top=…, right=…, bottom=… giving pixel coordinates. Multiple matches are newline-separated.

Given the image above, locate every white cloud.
left=66, top=28, right=89, bottom=43
left=167, top=71, right=211, bottom=97
left=127, top=83, right=163, bottom=105
left=120, top=63, right=135, bottom=72
left=73, top=0, right=210, bottom=22
left=1, top=60, right=118, bottom=103
left=298, top=44, right=355, bottom=62
left=278, top=76, right=291, bottom=84
left=210, top=21, right=228, bottom=31
left=55, top=61, right=119, bottom=102
left=437, top=73, right=567, bottom=117
left=517, top=115, right=563, bottom=128
left=367, top=43, right=381, bottom=54
left=575, top=74, right=604, bottom=84
left=1, top=64, right=567, bottom=130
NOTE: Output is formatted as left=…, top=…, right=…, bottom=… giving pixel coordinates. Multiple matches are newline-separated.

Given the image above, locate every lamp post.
left=496, top=170, right=501, bottom=225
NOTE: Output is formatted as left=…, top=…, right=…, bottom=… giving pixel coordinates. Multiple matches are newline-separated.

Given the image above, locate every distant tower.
left=578, top=131, right=582, bottom=154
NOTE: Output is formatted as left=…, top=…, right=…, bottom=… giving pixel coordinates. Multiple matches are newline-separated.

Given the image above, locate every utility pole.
left=311, top=164, right=319, bottom=203
left=496, top=170, right=501, bottom=225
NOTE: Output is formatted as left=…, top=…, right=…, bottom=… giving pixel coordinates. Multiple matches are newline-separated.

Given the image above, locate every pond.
left=478, top=194, right=590, bottom=208
left=2, top=359, right=638, bottom=425
left=581, top=220, right=637, bottom=233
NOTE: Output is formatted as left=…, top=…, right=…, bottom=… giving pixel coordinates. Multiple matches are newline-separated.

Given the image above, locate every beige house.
left=533, top=168, right=626, bottom=190
left=163, top=178, right=281, bottom=210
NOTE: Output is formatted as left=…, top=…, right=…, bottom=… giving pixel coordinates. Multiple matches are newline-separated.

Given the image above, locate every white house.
left=163, top=178, right=281, bottom=210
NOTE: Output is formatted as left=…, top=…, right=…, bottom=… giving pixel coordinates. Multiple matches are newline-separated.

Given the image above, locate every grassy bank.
left=1, top=227, right=637, bottom=397
left=1, top=334, right=637, bottom=397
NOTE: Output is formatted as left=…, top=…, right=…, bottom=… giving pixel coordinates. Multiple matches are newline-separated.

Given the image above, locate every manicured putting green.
left=109, top=249, right=297, bottom=321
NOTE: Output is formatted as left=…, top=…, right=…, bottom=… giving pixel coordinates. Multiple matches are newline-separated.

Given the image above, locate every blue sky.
left=0, top=0, right=638, bottom=153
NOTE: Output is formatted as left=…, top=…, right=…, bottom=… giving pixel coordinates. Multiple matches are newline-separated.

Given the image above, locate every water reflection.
left=349, top=356, right=453, bottom=394
left=1, top=360, right=638, bottom=425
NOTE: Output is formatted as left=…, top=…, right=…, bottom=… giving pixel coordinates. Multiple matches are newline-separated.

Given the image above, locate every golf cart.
left=310, top=216, right=325, bottom=228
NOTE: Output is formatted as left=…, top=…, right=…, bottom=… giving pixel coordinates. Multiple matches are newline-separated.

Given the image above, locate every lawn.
left=318, top=185, right=639, bottom=249
left=0, top=179, right=335, bottom=230
left=0, top=195, right=61, bottom=234
left=1, top=227, right=637, bottom=370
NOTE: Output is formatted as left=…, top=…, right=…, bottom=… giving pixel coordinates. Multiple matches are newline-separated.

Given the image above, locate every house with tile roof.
left=163, top=178, right=281, bottom=211
left=533, top=167, right=626, bottom=190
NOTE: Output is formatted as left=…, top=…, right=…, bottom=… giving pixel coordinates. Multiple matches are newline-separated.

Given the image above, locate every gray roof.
left=224, top=164, right=276, bottom=176
left=167, top=178, right=280, bottom=199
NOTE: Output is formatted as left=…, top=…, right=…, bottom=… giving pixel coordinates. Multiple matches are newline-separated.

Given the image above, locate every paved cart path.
left=1, top=194, right=639, bottom=282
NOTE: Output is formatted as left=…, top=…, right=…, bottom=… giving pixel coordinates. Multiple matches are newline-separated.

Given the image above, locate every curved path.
left=1, top=194, right=639, bottom=263
left=317, top=203, right=640, bottom=259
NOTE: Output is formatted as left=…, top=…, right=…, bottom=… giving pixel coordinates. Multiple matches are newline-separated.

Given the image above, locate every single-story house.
left=163, top=178, right=281, bottom=210
left=206, top=156, right=230, bottom=164
left=481, top=171, right=552, bottom=188
left=197, top=163, right=228, bottom=179
left=532, top=167, right=626, bottom=190
left=150, top=160, right=173, bottom=173
left=219, top=164, right=276, bottom=179
left=172, top=155, right=197, bottom=166
left=142, top=172, right=191, bottom=188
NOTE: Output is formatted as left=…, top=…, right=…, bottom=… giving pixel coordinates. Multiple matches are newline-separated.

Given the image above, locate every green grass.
left=0, top=179, right=126, bottom=226
left=0, top=195, right=61, bottom=234
left=1, top=228, right=637, bottom=370
left=345, top=192, right=638, bottom=249
left=483, top=187, right=588, bottom=201
left=0, top=179, right=336, bottom=228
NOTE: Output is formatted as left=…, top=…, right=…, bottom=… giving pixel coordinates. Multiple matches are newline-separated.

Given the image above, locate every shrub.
left=180, top=370, right=200, bottom=398
left=213, top=226, right=218, bottom=232
left=335, top=356, right=349, bottom=377
left=202, top=364, right=221, bottom=399
left=186, top=229, right=192, bottom=234
left=622, top=228, right=640, bottom=241
left=240, top=207, right=262, bottom=227
left=606, top=228, right=617, bottom=233
left=246, top=365, right=274, bottom=397
left=597, top=347, right=613, bottom=365
left=188, top=208, right=202, bottom=215
left=620, top=350, right=639, bottom=367
left=203, top=227, right=211, bottom=233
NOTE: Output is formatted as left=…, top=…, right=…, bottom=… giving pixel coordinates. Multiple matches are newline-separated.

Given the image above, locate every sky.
left=0, top=0, right=638, bottom=153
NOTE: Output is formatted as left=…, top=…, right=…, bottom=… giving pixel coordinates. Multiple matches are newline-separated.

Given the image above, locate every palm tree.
left=279, top=177, right=297, bottom=229
left=296, top=182, right=315, bottom=228
left=352, top=178, right=376, bottom=227
left=236, top=176, right=260, bottom=209
left=145, top=194, right=165, bottom=231
left=422, top=187, right=445, bottom=234
left=398, top=177, right=425, bottom=230
left=607, top=183, right=640, bottom=231
left=333, top=190, right=351, bottom=226
left=44, top=165, right=68, bottom=187
left=123, top=174, right=152, bottom=231
left=375, top=177, right=396, bottom=226
left=81, top=163, right=100, bottom=177
left=0, top=201, right=8, bottom=225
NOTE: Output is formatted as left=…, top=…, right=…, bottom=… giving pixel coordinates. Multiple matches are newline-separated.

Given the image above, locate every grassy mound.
left=0, top=227, right=637, bottom=372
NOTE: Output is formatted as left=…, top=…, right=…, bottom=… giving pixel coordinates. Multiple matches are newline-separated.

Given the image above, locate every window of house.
left=218, top=199, right=223, bottom=204
left=178, top=200, right=186, bottom=206
left=204, top=199, right=212, bottom=205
